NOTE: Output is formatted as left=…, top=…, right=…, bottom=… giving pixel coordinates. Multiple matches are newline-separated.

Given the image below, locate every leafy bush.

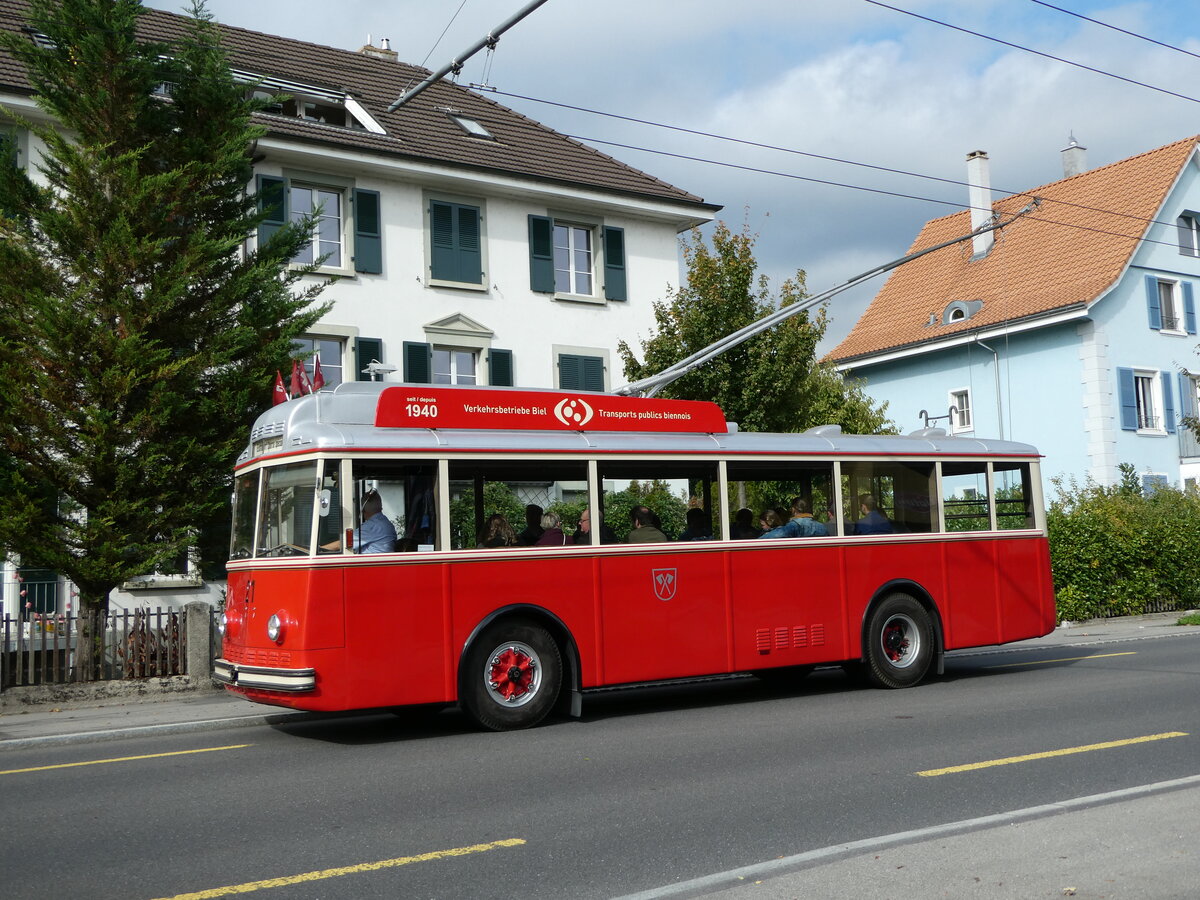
left=1047, top=466, right=1200, bottom=621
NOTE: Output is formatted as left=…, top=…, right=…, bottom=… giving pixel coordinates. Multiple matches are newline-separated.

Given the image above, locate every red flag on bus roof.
left=298, top=361, right=314, bottom=395
left=290, top=359, right=304, bottom=397
left=272, top=371, right=287, bottom=406
left=312, top=356, right=326, bottom=392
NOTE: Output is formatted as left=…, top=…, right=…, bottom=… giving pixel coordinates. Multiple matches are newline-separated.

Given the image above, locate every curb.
left=0, top=709, right=333, bottom=752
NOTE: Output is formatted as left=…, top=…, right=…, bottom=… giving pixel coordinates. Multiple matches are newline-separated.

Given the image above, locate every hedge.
left=1047, top=465, right=1200, bottom=621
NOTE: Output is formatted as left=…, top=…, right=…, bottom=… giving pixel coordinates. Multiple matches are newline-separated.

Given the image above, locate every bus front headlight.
left=267, top=613, right=284, bottom=643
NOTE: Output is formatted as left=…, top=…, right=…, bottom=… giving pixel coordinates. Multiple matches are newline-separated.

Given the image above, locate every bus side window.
left=446, top=460, right=590, bottom=550
left=841, top=461, right=935, bottom=535
left=596, top=460, right=720, bottom=543
left=725, top=461, right=835, bottom=538
left=348, top=461, right=439, bottom=551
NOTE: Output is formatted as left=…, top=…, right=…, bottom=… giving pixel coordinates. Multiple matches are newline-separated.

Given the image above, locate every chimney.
left=359, top=36, right=399, bottom=62
left=1061, top=132, right=1088, bottom=178
left=966, top=150, right=994, bottom=259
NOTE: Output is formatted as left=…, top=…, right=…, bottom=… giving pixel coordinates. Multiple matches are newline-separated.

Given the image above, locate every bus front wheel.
left=865, top=594, right=934, bottom=689
left=461, top=619, right=562, bottom=731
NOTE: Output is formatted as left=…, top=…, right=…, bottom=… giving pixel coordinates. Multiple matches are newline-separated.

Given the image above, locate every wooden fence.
left=0, top=607, right=205, bottom=690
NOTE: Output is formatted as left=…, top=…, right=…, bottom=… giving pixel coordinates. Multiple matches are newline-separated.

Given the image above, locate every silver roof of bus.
left=237, top=382, right=1040, bottom=466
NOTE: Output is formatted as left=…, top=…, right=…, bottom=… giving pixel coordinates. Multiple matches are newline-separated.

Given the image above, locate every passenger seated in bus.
left=321, top=490, right=397, bottom=553
left=572, top=509, right=618, bottom=545
left=516, top=504, right=544, bottom=545
left=533, top=511, right=568, bottom=546
left=760, top=497, right=828, bottom=538
left=759, top=508, right=785, bottom=534
left=731, top=507, right=761, bottom=539
left=855, top=494, right=893, bottom=535
left=678, top=507, right=714, bottom=541
left=477, top=513, right=517, bottom=548
left=627, top=506, right=668, bottom=543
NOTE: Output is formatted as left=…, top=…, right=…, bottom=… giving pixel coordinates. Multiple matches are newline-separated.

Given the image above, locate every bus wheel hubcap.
left=485, top=642, right=541, bottom=706
left=881, top=614, right=919, bottom=667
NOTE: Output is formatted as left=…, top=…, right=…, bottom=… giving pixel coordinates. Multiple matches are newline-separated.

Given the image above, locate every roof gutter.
left=832, top=301, right=1089, bottom=372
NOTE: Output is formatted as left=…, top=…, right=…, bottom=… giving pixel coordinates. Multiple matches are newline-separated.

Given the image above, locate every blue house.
left=829, top=136, right=1200, bottom=492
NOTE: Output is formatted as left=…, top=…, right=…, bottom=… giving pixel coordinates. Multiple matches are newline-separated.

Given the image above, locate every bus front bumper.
left=213, top=658, right=316, bottom=692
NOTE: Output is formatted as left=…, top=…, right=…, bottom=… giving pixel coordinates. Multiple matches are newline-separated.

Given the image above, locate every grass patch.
left=1178, top=613, right=1200, bottom=626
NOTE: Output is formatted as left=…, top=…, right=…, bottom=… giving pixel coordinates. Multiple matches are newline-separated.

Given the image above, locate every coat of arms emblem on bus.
left=652, top=568, right=677, bottom=601
left=554, top=397, right=594, bottom=427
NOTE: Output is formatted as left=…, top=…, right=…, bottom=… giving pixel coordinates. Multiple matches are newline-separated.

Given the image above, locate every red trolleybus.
left=216, top=383, right=1055, bottom=730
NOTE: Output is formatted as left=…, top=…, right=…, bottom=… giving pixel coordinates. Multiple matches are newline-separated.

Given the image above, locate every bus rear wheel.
left=865, top=594, right=934, bottom=689
left=461, top=619, right=562, bottom=731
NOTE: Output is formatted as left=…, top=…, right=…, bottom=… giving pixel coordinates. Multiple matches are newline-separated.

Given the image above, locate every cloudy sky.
left=144, top=0, right=1200, bottom=352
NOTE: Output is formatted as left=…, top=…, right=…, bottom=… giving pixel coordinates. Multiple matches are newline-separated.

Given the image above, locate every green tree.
left=618, top=221, right=893, bottom=435
left=0, top=0, right=327, bottom=623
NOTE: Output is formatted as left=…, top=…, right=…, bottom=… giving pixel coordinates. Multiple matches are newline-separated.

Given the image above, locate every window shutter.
left=352, top=189, right=382, bottom=274
left=1179, top=217, right=1197, bottom=256
left=1162, top=371, right=1176, bottom=434
left=603, top=226, right=627, bottom=301
left=257, top=175, right=288, bottom=248
left=430, top=201, right=482, bottom=283
left=403, top=341, right=432, bottom=384
left=559, top=353, right=604, bottom=391
left=1184, top=282, right=1197, bottom=334
left=1179, top=371, right=1198, bottom=421
left=1145, top=274, right=1162, bottom=330
left=1117, top=367, right=1137, bottom=431
left=488, top=348, right=514, bottom=386
left=354, top=337, right=383, bottom=382
left=528, top=214, right=554, bottom=293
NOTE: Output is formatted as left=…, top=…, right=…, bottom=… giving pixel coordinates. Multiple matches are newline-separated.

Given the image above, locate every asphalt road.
left=2, top=634, right=1198, bottom=899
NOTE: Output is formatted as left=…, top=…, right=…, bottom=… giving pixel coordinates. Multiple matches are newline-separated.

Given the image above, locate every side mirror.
left=318, top=488, right=332, bottom=517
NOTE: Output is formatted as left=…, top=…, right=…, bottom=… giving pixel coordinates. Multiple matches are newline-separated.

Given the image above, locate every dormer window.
left=941, top=299, right=983, bottom=325
left=240, top=70, right=385, bottom=134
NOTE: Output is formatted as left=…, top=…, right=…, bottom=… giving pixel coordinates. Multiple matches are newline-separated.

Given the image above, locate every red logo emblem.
left=652, top=568, right=677, bottom=601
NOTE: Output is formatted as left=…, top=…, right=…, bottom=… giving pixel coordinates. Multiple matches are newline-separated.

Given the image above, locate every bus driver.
left=322, top=490, right=397, bottom=553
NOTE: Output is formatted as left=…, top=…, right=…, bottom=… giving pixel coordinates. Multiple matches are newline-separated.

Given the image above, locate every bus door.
left=595, top=461, right=727, bottom=683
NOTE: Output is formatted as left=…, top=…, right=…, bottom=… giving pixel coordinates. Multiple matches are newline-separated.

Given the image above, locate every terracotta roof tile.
left=828, top=135, right=1199, bottom=362
left=0, top=0, right=715, bottom=210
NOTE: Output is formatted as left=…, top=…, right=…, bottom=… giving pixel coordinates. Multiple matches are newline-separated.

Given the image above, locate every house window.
left=557, top=351, right=606, bottom=391
left=949, top=389, right=972, bottom=433
left=291, top=184, right=343, bottom=268
left=529, top=215, right=627, bottom=301
left=555, top=223, right=593, bottom=295
left=1144, top=274, right=1195, bottom=334
left=1118, top=367, right=1175, bottom=435
left=1134, top=372, right=1159, bottom=430
left=1178, top=214, right=1200, bottom=256
left=256, top=174, right=381, bottom=275
left=428, top=199, right=484, bottom=286
left=433, top=348, right=478, bottom=385
left=1157, top=281, right=1183, bottom=332
left=241, top=72, right=384, bottom=133
left=293, top=336, right=344, bottom=388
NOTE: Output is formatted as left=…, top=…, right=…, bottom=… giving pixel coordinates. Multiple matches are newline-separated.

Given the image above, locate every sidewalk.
left=1, top=613, right=1196, bottom=751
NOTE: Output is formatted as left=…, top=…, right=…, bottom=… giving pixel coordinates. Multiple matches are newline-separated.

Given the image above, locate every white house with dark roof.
left=829, top=135, right=1200, bottom=491
left=0, top=0, right=718, bottom=613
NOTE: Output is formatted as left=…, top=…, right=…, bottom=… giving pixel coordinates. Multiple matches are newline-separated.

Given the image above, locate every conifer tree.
left=618, top=221, right=892, bottom=435
left=0, top=0, right=328, bottom=623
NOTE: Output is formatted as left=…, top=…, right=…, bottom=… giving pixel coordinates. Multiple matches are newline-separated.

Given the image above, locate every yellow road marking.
left=0, top=744, right=250, bottom=776
left=152, top=838, right=527, bottom=900
left=985, top=651, right=1136, bottom=669
left=918, top=732, right=1188, bottom=776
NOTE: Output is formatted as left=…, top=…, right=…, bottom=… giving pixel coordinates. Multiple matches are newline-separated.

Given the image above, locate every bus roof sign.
left=376, top=387, right=728, bottom=434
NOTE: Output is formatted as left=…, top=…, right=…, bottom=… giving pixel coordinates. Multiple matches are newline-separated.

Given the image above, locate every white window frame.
left=949, top=388, right=973, bottom=433
left=548, top=210, right=606, bottom=305
left=432, top=347, right=479, bottom=385
left=1156, top=279, right=1186, bottom=334
left=1133, top=368, right=1165, bottom=434
left=281, top=169, right=355, bottom=277
left=295, top=326, right=358, bottom=390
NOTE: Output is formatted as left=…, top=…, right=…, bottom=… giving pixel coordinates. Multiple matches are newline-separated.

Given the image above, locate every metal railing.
left=1, top=607, right=193, bottom=690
